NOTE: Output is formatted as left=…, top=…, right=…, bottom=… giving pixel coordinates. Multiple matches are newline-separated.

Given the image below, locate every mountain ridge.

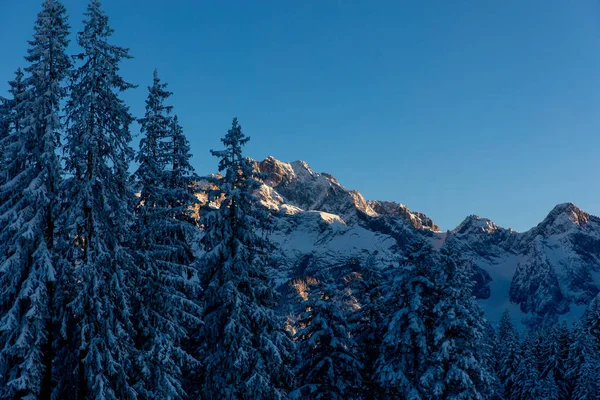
left=198, top=156, right=600, bottom=330
left=255, top=156, right=598, bottom=235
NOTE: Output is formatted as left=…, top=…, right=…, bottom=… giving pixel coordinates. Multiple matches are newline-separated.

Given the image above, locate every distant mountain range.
left=201, top=156, right=600, bottom=330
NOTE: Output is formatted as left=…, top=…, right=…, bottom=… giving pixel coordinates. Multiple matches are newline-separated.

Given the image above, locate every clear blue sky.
left=2, top=0, right=600, bottom=232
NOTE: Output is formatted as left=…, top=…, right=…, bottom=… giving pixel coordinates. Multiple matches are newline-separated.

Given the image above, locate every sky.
left=1, top=0, right=600, bottom=232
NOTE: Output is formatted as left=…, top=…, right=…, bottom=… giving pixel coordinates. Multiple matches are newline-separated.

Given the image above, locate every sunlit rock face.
left=198, top=157, right=600, bottom=330
left=253, top=156, right=438, bottom=230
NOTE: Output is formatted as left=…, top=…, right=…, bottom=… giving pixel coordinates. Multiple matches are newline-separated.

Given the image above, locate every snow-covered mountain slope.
left=437, top=203, right=600, bottom=329
left=199, top=156, right=600, bottom=330
left=248, top=156, right=434, bottom=294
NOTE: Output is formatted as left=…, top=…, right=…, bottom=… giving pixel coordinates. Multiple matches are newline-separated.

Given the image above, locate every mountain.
left=253, top=156, right=439, bottom=231
left=198, top=156, right=600, bottom=330
left=448, top=202, right=600, bottom=328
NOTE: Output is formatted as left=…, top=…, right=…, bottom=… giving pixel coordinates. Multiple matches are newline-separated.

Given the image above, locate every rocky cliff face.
left=200, top=156, right=600, bottom=330
left=253, top=156, right=438, bottom=231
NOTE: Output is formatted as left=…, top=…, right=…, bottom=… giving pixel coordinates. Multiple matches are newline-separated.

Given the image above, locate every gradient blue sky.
left=2, top=0, right=600, bottom=232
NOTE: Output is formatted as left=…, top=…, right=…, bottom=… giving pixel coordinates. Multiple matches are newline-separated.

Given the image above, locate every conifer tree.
left=55, top=1, right=137, bottom=398
left=0, top=1, right=70, bottom=397
left=168, top=113, right=204, bottom=396
left=583, top=292, right=600, bottom=344
left=0, top=69, right=25, bottom=191
left=347, top=255, right=385, bottom=397
left=539, top=373, right=560, bottom=400
left=0, top=78, right=12, bottom=161
left=496, top=310, right=518, bottom=355
left=494, top=309, right=521, bottom=399
left=566, top=322, right=600, bottom=399
left=512, top=340, right=542, bottom=400
left=373, top=241, right=437, bottom=399
left=132, top=70, right=200, bottom=399
left=0, top=67, right=30, bottom=399
left=428, top=244, right=494, bottom=399
left=167, top=114, right=198, bottom=225
left=540, top=321, right=571, bottom=398
left=197, top=118, right=294, bottom=399
left=479, top=322, right=499, bottom=396
left=0, top=99, right=7, bottom=140
left=292, top=275, right=363, bottom=399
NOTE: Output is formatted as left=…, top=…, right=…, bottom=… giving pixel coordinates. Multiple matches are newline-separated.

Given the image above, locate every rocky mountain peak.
left=253, top=157, right=375, bottom=222
left=544, top=202, right=589, bottom=226
left=253, top=156, right=438, bottom=230
left=528, top=202, right=595, bottom=238
left=255, top=156, right=296, bottom=187
left=368, top=200, right=440, bottom=232
left=454, top=214, right=500, bottom=235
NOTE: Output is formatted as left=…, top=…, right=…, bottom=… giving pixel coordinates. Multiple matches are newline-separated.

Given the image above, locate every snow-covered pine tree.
left=0, top=68, right=28, bottom=398
left=373, top=240, right=437, bottom=399
left=539, top=321, right=571, bottom=398
left=583, top=292, right=600, bottom=344
left=565, top=321, right=600, bottom=399
left=0, top=110, right=8, bottom=181
left=167, top=114, right=199, bottom=227
left=54, top=1, right=137, bottom=398
left=0, top=113, right=7, bottom=198
left=0, top=1, right=71, bottom=397
left=494, top=309, right=521, bottom=399
left=347, top=254, right=385, bottom=398
left=197, top=118, right=294, bottom=399
left=0, top=78, right=12, bottom=162
left=292, top=274, right=363, bottom=400
left=539, top=372, right=560, bottom=400
left=428, top=244, right=494, bottom=399
left=132, top=70, right=201, bottom=399
left=0, top=98, right=8, bottom=138
left=512, top=338, right=542, bottom=400
left=164, top=112, right=205, bottom=397
left=0, top=69, right=25, bottom=192
left=495, top=310, right=518, bottom=359
left=479, top=321, right=499, bottom=397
